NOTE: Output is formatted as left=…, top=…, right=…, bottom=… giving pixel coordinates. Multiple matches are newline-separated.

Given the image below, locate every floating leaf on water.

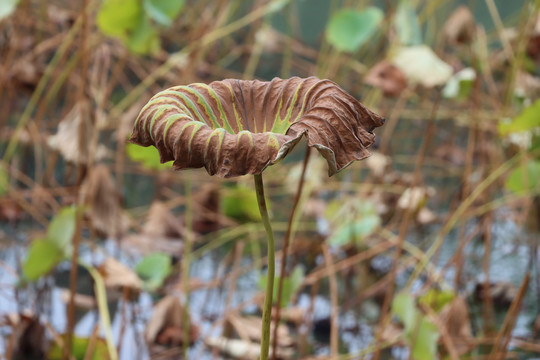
left=395, top=0, right=422, bottom=46
left=136, top=252, right=172, bottom=291
left=204, top=337, right=294, bottom=359
left=98, top=257, right=143, bottom=293
left=392, top=45, right=453, bottom=87
left=48, top=335, right=109, bottom=360
left=326, top=8, right=383, bottom=53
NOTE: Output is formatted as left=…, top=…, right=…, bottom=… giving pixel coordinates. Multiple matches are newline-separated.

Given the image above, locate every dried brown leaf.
left=98, top=257, right=142, bottom=293
left=443, top=6, right=475, bottom=45
left=130, top=77, right=384, bottom=178
left=365, top=61, right=408, bottom=97
left=79, top=164, right=129, bottom=239
left=145, top=295, right=198, bottom=346
left=47, top=101, right=107, bottom=164
left=439, top=296, right=474, bottom=355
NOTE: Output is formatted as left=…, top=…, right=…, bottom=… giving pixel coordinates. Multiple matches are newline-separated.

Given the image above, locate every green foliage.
left=0, top=0, right=18, bottom=21
left=392, top=292, right=440, bottom=360
left=419, top=288, right=454, bottom=312
left=23, top=238, right=64, bottom=282
left=22, top=207, right=78, bottom=281
left=498, top=100, right=540, bottom=136
left=259, top=265, right=304, bottom=307
left=395, top=0, right=422, bottom=46
left=223, top=185, right=262, bottom=222
left=442, top=68, right=475, bottom=100
left=48, top=336, right=110, bottom=360
left=136, top=252, right=172, bottom=291
left=97, top=0, right=184, bottom=55
left=326, top=200, right=380, bottom=248
left=505, top=160, right=540, bottom=194
left=326, top=7, right=383, bottom=53
left=48, top=207, right=78, bottom=255
left=126, top=143, right=173, bottom=170
left=143, top=0, right=185, bottom=27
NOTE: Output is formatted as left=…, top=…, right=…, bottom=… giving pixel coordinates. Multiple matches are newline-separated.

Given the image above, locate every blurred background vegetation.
left=0, top=0, right=539, bottom=359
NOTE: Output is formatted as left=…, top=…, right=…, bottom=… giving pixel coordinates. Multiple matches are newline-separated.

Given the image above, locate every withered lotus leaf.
left=130, top=76, right=384, bottom=178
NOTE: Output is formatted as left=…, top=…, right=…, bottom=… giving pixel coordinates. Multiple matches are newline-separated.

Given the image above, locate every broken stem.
left=254, top=173, right=275, bottom=360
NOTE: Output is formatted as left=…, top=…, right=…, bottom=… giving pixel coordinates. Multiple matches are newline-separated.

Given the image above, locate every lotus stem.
left=254, top=173, right=275, bottom=360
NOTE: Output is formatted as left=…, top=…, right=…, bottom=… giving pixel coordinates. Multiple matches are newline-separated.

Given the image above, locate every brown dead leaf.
left=439, top=296, right=474, bottom=355
left=365, top=151, right=391, bottom=177
left=271, top=306, right=305, bottom=327
left=365, top=61, right=408, bottom=97
left=59, top=289, right=97, bottom=310
left=204, top=337, right=294, bottom=360
left=145, top=295, right=199, bottom=346
left=434, top=143, right=466, bottom=166
left=79, top=164, right=130, bottom=239
left=226, top=314, right=295, bottom=347
left=193, top=183, right=221, bottom=234
left=474, top=281, right=518, bottom=307
left=47, top=101, right=108, bottom=164
left=143, top=201, right=184, bottom=238
left=9, top=315, right=46, bottom=360
left=397, top=186, right=435, bottom=212
left=443, top=6, right=475, bottom=45
left=98, top=257, right=142, bottom=294
left=515, top=71, right=540, bottom=99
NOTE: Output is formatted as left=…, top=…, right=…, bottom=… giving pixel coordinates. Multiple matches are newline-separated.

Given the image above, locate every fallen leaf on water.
left=226, top=314, right=295, bottom=347
left=98, top=257, right=142, bottom=294
left=204, top=337, right=294, bottom=360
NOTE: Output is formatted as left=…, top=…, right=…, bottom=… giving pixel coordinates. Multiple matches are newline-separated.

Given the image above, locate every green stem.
left=254, top=173, right=275, bottom=360
left=182, top=171, right=193, bottom=358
